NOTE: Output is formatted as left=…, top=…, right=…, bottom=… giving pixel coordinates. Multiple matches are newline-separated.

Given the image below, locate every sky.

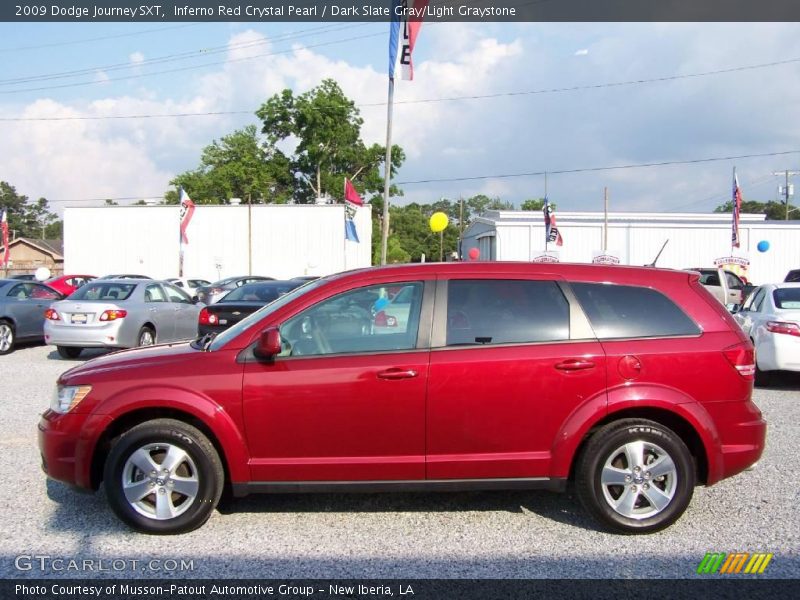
left=2, top=20, right=800, bottom=216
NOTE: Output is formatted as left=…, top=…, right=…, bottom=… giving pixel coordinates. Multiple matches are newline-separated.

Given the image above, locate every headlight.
left=51, top=385, right=92, bottom=414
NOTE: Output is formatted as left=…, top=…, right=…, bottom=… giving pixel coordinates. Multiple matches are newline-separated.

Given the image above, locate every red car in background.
left=46, top=275, right=96, bottom=296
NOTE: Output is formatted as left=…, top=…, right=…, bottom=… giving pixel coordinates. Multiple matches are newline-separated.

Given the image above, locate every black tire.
left=57, top=346, right=82, bottom=359
left=755, top=364, right=773, bottom=387
left=0, top=320, right=14, bottom=355
left=137, top=326, right=156, bottom=347
left=103, top=419, right=224, bottom=534
left=575, top=419, right=695, bottom=534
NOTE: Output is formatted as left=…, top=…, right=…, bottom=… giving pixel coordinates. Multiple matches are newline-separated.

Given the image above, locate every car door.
left=426, top=278, right=607, bottom=480
left=162, top=282, right=200, bottom=340
left=736, top=287, right=767, bottom=338
left=242, top=280, right=432, bottom=482
left=5, top=283, right=61, bottom=339
left=143, top=283, right=175, bottom=341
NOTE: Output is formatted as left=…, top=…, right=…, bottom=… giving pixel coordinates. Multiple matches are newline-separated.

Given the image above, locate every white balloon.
left=34, top=267, right=51, bottom=281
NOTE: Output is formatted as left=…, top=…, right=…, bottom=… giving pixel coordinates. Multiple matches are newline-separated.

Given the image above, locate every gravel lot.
left=1, top=343, right=798, bottom=579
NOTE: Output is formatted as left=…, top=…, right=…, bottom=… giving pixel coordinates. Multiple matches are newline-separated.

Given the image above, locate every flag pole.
left=343, top=178, right=347, bottom=271
left=731, top=166, right=735, bottom=255
left=380, top=77, right=395, bottom=266
left=544, top=172, right=549, bottom=252
left=178, top=189, right=184, bottom=278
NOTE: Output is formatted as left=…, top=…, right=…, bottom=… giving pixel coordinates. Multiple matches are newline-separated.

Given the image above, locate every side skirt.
left=232, top=477, right=567, bottom=498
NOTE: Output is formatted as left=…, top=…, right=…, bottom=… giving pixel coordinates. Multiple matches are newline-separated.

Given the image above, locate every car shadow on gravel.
left=43, top=480, right=599, bottom=535
left=45, top=348, right=112, bottom=361
left=219, top=488, right=600, bottom=532
left=755, top=371, right=800, bottom=391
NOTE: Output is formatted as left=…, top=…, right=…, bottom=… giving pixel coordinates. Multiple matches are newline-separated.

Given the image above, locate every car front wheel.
left=103, top=419, right=224, bottom=534
left=576, top=419, right=695, bottom=534
left=0, top=320, right=14, bottom=355
left=57, top=346, right=82, bottom=359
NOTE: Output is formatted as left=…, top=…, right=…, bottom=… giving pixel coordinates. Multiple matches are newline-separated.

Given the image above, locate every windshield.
left=223, top=282, right=299, bottom=303
left=69, top=282, right=136, bottom=301
left=208, top=278, right=326, bottom=351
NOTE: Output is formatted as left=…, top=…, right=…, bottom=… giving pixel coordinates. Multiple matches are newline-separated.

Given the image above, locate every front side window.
left=280, top=282, right=424, bottom=357
left=744, top=287, right=766, bottom=312
left=571, top=283, right=700, bottom=339
left=164, top=284, right=192, bottom=304
left=446, top=279, right=570, bottom=346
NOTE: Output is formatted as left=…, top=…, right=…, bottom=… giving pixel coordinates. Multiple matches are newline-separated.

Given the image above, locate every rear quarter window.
left=571, top=282, right=700, bottom=339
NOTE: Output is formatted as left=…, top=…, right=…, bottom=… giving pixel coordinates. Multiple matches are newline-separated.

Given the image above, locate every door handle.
left=554, top=359, right=596, bottom=371
left=377, top=368, right=418, bottom=380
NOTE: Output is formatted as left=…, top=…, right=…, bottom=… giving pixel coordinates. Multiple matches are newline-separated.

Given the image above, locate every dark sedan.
left=0, top=279, right=64, bottom=354
left=195, top=275, right=274, bottom=305
left=197, top=280, right=303, bottom=335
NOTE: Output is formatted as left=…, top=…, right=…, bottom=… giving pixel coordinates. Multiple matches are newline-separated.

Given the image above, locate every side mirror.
left=255, top=327, right=282, bottom=359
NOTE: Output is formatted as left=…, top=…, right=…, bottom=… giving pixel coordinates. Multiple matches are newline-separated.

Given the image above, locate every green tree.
left=166, top=125, right=294, bottom=204
left=714, top=199, right=798, bottom=220
left=0, top=182, right=61, bottom=239
left=520, top=198, right=546, bottom=211
left=256, top=78, right=404, bottom=205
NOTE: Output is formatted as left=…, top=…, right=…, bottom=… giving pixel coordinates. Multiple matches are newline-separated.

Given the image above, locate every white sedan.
left=734, top=282, right=800, bottom=383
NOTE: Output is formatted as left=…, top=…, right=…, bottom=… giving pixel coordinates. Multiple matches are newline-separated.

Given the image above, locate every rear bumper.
left=44, top=321, right=127, bottom=348
left=757, top=334, right=800, bottom=372
left=704, top=400, right=767, bottom=485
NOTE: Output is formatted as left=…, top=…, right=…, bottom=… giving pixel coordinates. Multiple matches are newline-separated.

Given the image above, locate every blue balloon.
left=757, top=240, right=770, bottom=253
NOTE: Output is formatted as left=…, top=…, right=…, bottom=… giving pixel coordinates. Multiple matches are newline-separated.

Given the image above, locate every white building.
left=461, top=211, right=800, bottom=284
left=64, top=204, right=372, bottom=280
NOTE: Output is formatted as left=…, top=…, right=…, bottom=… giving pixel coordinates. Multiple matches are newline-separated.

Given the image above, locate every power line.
left=4, top=53, right=798, bottom=121
left=395, top=150, right=800, bottom=185
left=44, top=149, right=800, bottom=203
left=0, top=23, right=367, bottom=86
left=0, top=23, right=203, bottom=53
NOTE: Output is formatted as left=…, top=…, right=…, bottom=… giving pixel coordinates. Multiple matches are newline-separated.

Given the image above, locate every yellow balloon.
left=430, top=211, right=449, bottom=233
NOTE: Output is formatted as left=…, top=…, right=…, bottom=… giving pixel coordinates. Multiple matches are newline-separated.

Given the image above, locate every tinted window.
left=6, top=283, right=58, bottom=299
left=280, top=282, right=424, bottom=356
left=70, top=282, right=136, bottom=301
left=164, top=283, right=192, bottom=304
left=785, top=270, right=800, bottom=283
left=225, top=282, right=298, bottom=303
left=446, top=280, right=569, bottom=346
left=571, top=283, right=700, bottom=339
left=773, top=288, right=800, bottom=309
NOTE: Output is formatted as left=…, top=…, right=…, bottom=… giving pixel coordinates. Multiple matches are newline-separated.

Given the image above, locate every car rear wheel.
left=576, top=419, right=695, bottom=534
left=103, top=419, right=224, bottom=534
left=0, top=320, right=14, bottom=355
left=137, top=326, right=156, bottom=347
left=56, top=346, right=82, bottom=359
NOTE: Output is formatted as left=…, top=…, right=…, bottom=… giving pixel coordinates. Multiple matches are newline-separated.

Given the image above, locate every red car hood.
left=58, top=342, right=201, bottom=383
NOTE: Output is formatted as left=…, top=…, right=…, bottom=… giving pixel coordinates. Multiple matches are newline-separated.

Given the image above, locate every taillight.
left=766, top=321, right=800, bottom=337
left=374, top=311, right=397, bottom=327
left=99, top=309, right=127, bottom=321
left=44, top=308, right=60, bottom=321
left=199, top=308, right=218, bottom=326
left=723, top=344, right=756, bottom=379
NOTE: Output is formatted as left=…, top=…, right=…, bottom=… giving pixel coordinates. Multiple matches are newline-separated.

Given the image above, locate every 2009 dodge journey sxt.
left=38, top=263, right=766, bottom=534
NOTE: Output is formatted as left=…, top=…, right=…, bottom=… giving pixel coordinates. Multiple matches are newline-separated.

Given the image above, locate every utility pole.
left=772, top=170, right=800, bottom=220
left=603, top=187, right=609, bottom=252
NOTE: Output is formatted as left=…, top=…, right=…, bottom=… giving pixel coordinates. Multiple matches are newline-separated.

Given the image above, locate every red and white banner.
left=1, top=210, right=8, bottom=268
left=389, top=0, right=429, bottom=81
left=179, top=187, right=195, bottom=245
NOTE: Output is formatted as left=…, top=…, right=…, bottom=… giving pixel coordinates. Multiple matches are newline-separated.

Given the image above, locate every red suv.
left=38, top=263, right=766, bottom=534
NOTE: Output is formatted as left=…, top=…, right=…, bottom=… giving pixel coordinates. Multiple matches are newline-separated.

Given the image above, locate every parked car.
left=784, top=269, right=800, bottom=283
left=46, top=274, right=96, bottom=296
left=688, top=267, right=752, bottom=307
left=166, top=278, right=211, bottom=295
left=195, top=276, right=274, bottom=305
left=733, top=282, right=800, bottom=385
left=97, top=274, right=152, bottom=280
left=38, top=263, right=765, bottom=535
left=198, top=280, right=304, bottom=336
left=43, top=279, right=201, bottom=358
left=0, top=280, right=64, bottom=354
left=10, top=273, right=37, bottom=281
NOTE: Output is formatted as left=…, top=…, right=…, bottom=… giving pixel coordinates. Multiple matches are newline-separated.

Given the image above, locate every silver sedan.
left=0, top=279, right=64, bottom=354
left=44, top=279, right=202, bottom=359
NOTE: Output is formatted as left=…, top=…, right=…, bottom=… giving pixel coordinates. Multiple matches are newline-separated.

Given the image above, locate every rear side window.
left=446, top=280, right=569, bottom=346
left=571, top=283, right=700, bottom=339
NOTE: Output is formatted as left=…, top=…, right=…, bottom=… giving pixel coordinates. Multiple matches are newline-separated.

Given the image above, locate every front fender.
left=85, top=385, right=250, bottom=484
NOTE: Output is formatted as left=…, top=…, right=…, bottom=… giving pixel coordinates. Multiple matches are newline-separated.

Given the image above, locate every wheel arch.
left=568, top=407, right=710, bottom=485
left=88, top=403, right=248, bottom=490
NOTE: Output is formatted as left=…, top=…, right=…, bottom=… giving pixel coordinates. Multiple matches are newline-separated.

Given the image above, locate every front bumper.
left=38, top=410, right=112, bottom=490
